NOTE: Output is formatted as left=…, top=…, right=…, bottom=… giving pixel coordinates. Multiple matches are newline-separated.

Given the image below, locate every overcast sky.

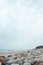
left=0, top=0, right=43, bottom=50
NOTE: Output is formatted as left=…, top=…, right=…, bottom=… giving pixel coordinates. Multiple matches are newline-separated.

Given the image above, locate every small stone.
left=11, top=64, right=19, bottom=65
left=23, top=62, right=31, bottom=65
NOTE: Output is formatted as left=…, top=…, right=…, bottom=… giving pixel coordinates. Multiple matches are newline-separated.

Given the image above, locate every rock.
left=27, top=59, right=34, bottom=63
left=23, top=62, right=31, bottom=65
left=39, top=61, right=43, bottom=65
left=8, top=55, right=12, bottom=57
left=0, top=56, right=5, bottom=64
left=8, top=59, right=15, bottom=64
left=0, top=62, right=1, bottom=65
left=31, top=50, right=41, bottom=56
left=31, top=61, right=39, bottom=65
left=11, top=64, right=19, bottom=65
left=5, top=61, right=11, bottom=65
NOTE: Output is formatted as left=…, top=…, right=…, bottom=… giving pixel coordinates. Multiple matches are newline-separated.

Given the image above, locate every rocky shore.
left=0, top=48, right=43, bottom=65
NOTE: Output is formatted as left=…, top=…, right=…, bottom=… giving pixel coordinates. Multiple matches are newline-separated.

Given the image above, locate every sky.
left=0, top=0, right=43, bottom=50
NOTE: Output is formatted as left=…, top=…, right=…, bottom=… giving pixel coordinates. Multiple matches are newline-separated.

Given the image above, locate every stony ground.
left=0, top=49, right=43, bottom=65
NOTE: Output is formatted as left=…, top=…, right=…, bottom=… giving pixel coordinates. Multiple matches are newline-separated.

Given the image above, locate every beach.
left=0, top=48, right=43, bottom=65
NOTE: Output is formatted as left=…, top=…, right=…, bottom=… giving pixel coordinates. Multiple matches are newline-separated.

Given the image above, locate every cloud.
left=0, top=0, right=43, bottom=50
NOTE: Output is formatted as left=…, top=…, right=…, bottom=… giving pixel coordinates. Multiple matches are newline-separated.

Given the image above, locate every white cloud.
left=0, top=0, right=43, bottom=50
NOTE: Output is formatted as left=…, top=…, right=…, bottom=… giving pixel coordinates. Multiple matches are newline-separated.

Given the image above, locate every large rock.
left=0, top=56, right=5, bottom=64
